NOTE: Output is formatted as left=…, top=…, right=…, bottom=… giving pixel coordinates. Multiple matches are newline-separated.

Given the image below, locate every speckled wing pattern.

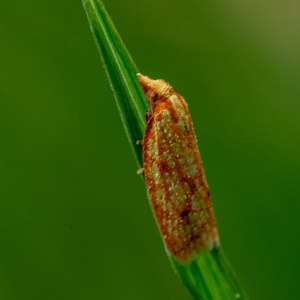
left=138, top=74, right=219, bottom=264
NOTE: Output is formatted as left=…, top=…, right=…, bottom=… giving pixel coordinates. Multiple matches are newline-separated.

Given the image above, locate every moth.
left=137, top=73, right=219, bottom=264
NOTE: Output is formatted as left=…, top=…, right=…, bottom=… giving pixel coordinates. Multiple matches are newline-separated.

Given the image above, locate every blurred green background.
left=1, top=1, right=299, bottom=299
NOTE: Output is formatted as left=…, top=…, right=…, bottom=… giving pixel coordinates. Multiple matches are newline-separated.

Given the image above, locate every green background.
left=1, top=1, right=299, bottom=299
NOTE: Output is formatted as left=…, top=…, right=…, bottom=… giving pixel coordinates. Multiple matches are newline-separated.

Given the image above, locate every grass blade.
left=82, top=1, right=248, bottom=298
left=82, top=0, right=146, bottom=167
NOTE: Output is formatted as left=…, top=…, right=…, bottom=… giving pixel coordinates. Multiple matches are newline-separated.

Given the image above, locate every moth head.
left=137, top=73, right=174, bottom=102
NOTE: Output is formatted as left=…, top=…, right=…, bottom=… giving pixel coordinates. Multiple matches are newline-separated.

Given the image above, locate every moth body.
left=138, top=73, right=219, bottom=263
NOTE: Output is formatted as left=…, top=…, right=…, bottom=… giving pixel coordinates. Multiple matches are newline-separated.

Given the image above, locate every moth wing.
left=143, top=95, right=219, bottom=262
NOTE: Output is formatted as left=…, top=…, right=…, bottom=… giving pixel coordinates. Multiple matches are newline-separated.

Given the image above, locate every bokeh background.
left=1, top=1, right=299, bottom=299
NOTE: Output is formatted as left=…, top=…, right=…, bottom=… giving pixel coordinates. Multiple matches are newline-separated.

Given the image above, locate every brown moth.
left=137, top=73, right=219, bottom=264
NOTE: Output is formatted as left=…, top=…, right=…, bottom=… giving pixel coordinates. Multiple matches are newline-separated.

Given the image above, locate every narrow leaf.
left=83, top=0, right=146, bottom=167
left=82, top=1, right=248, bottom=299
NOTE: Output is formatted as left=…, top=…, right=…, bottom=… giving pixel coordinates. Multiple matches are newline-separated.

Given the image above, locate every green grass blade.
left=171, top=249, right=247, bottom=299
left=82, top=1, right=248, bottom=299
left=82, top=0, right=146, bottom=167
